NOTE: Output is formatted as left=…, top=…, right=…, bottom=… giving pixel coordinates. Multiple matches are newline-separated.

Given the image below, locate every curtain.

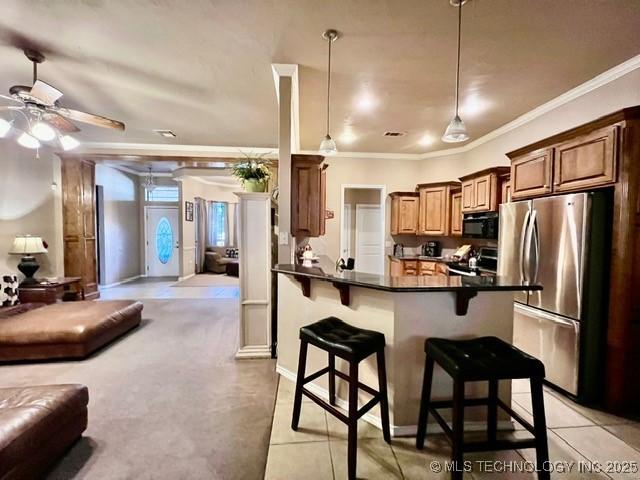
left=207, top=202, right=230, bottom=247
left=228, top=203, right=239, bottom=247
left=195, top=197, right=208, bottom=273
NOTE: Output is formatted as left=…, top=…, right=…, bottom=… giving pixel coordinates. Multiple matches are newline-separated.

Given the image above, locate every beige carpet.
left=172, top=273, right=239, bottom=287
left=0, top=298, right=277, bottom=479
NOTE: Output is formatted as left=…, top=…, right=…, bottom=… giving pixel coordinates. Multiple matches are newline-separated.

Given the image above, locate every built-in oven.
left=462, top=212, right=499, bottom=239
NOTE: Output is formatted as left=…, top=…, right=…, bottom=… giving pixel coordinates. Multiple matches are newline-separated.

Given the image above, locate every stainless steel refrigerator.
left=498, top=191, right=610, bottom=403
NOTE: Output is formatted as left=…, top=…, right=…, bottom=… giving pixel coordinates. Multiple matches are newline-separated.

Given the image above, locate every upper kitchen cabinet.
left=459, top=167, right=510, bottom=213
left=390, top=192, right=419, bottom=235
left=553, top=125, right=617, bottom=193
left=510, top=148, right=554, bottom=199
left=450, top=188, right=463, bottom=236
left=500, top=173, right=512, bottom=204
left=291, top=154, right=327, bottom=238
left=417, top=182, right=460, bottom=236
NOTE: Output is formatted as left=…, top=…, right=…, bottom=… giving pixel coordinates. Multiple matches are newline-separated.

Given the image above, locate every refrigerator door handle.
left=519, top=209, right=531, bottom=282
left=530, top=210, right=540, bottom=283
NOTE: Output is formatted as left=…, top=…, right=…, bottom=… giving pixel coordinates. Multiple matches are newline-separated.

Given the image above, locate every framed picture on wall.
left=185, top=201, right=194, bottom=222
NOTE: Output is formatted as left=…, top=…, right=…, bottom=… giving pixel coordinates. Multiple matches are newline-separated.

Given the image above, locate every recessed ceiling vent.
left=384, top=131, right=406, bottom=137
left=154, top=129, right=176, bottom=138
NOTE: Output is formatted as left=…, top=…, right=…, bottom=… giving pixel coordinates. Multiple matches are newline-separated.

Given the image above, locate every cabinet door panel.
left=501, top=179, right=512, bottom=204
left=398, top=197, right=419, bottom=234
left=511, top=148, right=553, bottom=199
left=461, top=181, right=474, bottom=212
left=554, top=126, right=617, bottom=192
left=450, top=192, right=463, bottom=236
left=390, top=197, right=399, bottom=235
left=418, top=187, right=449, bottom=236
left=473, top=174, right=492, bottom=212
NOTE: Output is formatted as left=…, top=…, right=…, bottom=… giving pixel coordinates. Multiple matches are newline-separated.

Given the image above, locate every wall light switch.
left=279, top=231, right=289, bottom=246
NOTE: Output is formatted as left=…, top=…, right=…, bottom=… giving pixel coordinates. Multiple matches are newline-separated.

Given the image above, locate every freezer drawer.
left=513, top=303, right=580, bottom=395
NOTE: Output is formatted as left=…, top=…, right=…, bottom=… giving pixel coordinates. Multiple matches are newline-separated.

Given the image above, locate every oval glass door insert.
left=156, top=217, right=173, bottom=264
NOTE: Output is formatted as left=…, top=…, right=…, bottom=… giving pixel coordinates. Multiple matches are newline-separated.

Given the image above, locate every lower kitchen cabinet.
left=390, top=258, right=449, bottom=277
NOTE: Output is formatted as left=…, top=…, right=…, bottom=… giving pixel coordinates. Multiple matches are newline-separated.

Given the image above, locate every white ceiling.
left=1, top=0, right=640, bottom=155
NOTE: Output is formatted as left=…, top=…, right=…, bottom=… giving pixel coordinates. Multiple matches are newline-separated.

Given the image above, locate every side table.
left=18, top=277, right=85, bottom=305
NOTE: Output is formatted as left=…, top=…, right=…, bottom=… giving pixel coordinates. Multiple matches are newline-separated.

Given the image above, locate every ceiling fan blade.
left=29, top=80, right=63, bottom=105
left=56, top=107, right=125, bottom=131
left=0, top=106, right=23, bottom=111
left=0, top=93, right=22, bottom=104
left=43, top=112, right=80, bottom=133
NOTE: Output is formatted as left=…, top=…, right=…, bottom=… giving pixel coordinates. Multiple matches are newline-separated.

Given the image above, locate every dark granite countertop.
left=273, top=259, right=542, bottom=293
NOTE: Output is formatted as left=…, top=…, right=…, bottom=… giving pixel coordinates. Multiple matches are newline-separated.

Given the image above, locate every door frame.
left=144, top=205, right=180, bottom=276
left=339, top=184, right=386, bottom=274
left=340, top=203, right=353, bottom=258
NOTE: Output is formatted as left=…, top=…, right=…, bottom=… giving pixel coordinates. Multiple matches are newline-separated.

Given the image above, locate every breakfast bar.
left=274, top=259, right=542, bottom=436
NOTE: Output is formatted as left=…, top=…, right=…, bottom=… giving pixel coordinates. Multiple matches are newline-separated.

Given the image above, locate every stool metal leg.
left=416, top=355, right=434, bottom=449
left=530, top=377, right=550, bottom=480
left=452, top=379, right=465, bottom=480
left=487, top=379, right=498, bottom=443
left=376, top=348, right=391, bottom=444
left=328, top=353, right=336, bottom=406
left=291, top=340, right=308, bottom=431
left=348, top=360, right=359, bottom=480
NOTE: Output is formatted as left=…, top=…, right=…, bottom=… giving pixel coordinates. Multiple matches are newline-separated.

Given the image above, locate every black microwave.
left=462, top=212, right=499, bottom=239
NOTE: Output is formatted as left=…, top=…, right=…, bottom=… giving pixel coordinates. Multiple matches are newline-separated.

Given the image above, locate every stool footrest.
left=334, top=370, right=379, bottom=397
left=302, top=387, right=350, bottom=424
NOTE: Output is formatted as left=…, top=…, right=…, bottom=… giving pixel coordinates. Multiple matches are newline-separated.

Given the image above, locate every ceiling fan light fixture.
left=17, top=132, right=40, bottom=149
left=31, top=121, right=56, bottom=141
left=0, top=118, right=11, bottom=138
left=442, top=115, right=469, bottom=143
left=60, top=135, right=80, bottom=151
left=319, top=134, right=337, bottom=156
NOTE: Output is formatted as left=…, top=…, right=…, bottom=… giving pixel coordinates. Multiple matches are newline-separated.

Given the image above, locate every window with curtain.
left=208, top=202, right=229, bottom=246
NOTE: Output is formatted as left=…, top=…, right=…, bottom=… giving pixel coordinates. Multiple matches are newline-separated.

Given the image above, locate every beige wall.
left=343, top=188, right=381, bottom=257
left=314, top=67, right=640, bottom=263
left=0, top=143, right=64, bottom=279
left=95, top=164, right=141, bottom=285
left=178, top=177, right=240, bottom=277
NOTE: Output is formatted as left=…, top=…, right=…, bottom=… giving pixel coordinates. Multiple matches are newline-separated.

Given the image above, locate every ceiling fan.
left=0, top=49, right=125, bottom=150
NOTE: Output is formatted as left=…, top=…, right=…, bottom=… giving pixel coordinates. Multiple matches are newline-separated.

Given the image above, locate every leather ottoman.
left=0, top=300, right=143, bottom=362
left=0, top=384, right=88, bottom=480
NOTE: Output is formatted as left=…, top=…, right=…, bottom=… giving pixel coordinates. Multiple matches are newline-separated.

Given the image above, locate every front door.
left=146, top=207, right=180, bottom=277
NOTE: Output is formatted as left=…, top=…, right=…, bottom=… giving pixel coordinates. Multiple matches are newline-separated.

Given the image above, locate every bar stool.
left=416, top=336, right=550, bottom=480
left=291, top=317, right=391, bottom=480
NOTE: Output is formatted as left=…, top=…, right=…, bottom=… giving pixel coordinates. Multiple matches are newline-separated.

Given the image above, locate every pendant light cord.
left=326, top=36, right=332, bottom=136
left=454, top=1, right=462, bottom=116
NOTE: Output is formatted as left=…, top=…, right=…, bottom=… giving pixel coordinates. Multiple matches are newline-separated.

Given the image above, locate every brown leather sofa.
left=0, top=300, right=143, bottom=362
left=204, top=246, right=239, bottom=274
left=0, top=384, right=88, bottom=480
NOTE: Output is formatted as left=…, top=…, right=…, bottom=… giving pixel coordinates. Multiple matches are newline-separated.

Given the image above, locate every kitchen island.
left=274, top=259, right=542, bottom=436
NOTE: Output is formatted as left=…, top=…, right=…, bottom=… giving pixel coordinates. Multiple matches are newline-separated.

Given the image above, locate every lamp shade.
left=10, top=235, right=48, bottom=255
left=319, top=134, right=337, bottom=156
left=441, top=115, right=469, bottom=143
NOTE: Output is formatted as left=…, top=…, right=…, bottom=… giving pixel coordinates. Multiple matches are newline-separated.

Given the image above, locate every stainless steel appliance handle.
left=514, top=303, right=578, bottom=329
left=530, top=210, right=540, bottom=283
left=519, top=210, right=531, bottom=282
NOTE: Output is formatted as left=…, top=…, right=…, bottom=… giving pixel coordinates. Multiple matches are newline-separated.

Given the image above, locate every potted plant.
left=231, top=153, right=273, bottom=192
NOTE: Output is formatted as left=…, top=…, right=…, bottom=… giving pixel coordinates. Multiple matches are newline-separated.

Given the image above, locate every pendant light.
left=442, top=0, right=470, bottom=143
left=319, top=29, right=339, bottom=156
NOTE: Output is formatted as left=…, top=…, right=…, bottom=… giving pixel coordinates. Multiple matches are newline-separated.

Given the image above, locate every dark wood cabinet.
left=390, top=192, right=419, bottom=235
left=553, top=125, right=617, bottom=192
left=417, top=182, right=459, bottom=236
left=61, top=156, right=99, bottom=300
left=459, top=167, right=509, bottom=213
left=291, top=154, right=327, bottom=238
left=510, top=148, right=553, bottom=199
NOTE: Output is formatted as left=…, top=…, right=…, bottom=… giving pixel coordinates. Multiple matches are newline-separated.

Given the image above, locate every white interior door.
left=341, top=204, right=352, bottom=259
left=146, top=207, right=180, bottom=277
left=355, top=204, right=383, bottom=274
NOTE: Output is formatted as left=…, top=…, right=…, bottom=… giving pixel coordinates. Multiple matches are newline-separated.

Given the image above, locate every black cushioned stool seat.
left=300, top=316, right=386, bottom=361
left=292, top=317, right=390, bottom=480
left=416, top=336, right=550, bottom=480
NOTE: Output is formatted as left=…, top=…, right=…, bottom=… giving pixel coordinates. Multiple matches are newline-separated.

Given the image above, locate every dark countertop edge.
left=272, top=266, right=543, bottom=293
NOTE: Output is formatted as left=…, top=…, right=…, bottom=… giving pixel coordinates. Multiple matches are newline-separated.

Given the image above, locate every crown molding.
left=78, top=142, right=277, bottom=158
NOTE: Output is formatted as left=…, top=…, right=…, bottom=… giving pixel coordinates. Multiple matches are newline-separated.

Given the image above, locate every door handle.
left=519, top=210, right=531, bottom=283
left=530, top=211, right=540, bottom=283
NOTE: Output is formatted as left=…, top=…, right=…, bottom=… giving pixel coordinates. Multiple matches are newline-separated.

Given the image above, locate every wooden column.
left=235, top=192, right=272, bottom=358
left=61, top=156, right=99, bottom=299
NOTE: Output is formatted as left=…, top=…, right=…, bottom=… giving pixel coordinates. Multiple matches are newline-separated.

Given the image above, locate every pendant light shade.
left=31, top=121, right=56, bottom=141
left=442, top=0, right=470, bottom=143
left=319, top=29, right=339, bottom=156
left=442, top=115, right=469, bottom=143
left=60, top=135, right=80, bottom=151
left=17, top=132, right=40, bottom=149
left=0, top=118, right=12, bottom=138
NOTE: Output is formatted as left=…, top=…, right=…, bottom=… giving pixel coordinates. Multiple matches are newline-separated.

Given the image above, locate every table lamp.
left=9, top=235, right=48, bottom=286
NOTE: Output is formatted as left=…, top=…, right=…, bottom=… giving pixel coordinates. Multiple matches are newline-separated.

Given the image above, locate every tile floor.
left=98, top=275, right=239, bottom=300
left=265, top=378, right=640, bottom=479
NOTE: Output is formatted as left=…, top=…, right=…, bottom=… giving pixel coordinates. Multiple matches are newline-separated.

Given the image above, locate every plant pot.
left=244, top=179, right=266, bottom=192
